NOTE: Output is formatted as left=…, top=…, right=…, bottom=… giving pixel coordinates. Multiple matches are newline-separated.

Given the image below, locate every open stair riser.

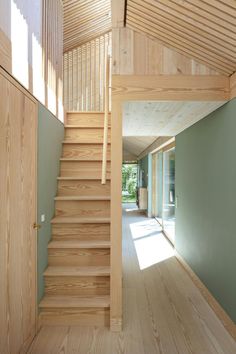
left=39, top=112, right=111, bottom=327
left=60, top=160, right=111, bottom=178
left=58, top=179, right=110, bottom=197
left=66, top=112, right=111, bottom=126
left=52, top=223, right=110, bottom=241
left=45, top=276, right=110, bottom=296
left=62, top=143, right=111, bottom=160
left=64, top=127, right=111, bottom=143
left=48, top=248, right=110, bottom=267
left=39, top=308, right=110, bottom=327
left=55, top=200, right=110, bottom=218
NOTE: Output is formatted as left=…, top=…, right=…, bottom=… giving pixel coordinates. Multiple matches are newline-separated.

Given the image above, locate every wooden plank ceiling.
left=123, top=101, right=226, bottom=136
left=123, top=136, right=157, bottom=161
left=126, top=0, right=236, bottom=76
left=63, top=0, right=111, bottom=52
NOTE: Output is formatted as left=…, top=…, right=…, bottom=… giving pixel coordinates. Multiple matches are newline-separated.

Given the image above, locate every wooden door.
left=0, top=69, right=37, bottom=354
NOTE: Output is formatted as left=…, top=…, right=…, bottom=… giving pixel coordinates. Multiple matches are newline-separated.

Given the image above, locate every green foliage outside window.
left=122, top=164, right=137, bottom=203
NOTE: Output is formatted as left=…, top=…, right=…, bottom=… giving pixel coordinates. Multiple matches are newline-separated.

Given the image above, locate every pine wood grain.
left=48, top=247, right=110, bottom=267
left=45, top=275, right=110, bottom=296
left=64, top=127, right=111, bottom=144
left=62, top=143, right=111, bottom=160
left=48, top=240, right=111, bottom=249
left=29, top=206, right=236, bottom=353
left=39, top=110, right=111, bottom=327
left=60, top=160, right=111, bottom=178
left=52, top=223, right=110, bottom=241
left=55, top=199, right=110, bottom=218
left=57, top=179, right=110, bottom=197
left=126, top=1, right=236, bottom=75
left=0, top=70, right=37, bottom=354
left=66, top=112, right=111, bottom=126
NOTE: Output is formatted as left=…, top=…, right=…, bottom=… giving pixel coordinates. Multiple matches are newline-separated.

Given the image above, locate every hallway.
left=29, top=204, right=236, bottom=354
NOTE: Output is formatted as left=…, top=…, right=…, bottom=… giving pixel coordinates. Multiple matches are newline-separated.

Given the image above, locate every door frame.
left=110, top=74, right=228, bottom=332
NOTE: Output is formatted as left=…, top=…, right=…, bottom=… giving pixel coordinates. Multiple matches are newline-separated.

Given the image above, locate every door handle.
left=33, top=223, right=41, bottom=230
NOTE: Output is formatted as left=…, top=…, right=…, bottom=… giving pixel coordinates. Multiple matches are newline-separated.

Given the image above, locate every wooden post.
left=101, top=53, right=110, bottom=184
left=110, top=100, right=123, bottom=331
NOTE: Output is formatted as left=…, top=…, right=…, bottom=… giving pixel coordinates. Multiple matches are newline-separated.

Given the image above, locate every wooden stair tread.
left=65, top=125, right=110, bottom=129
left=62, top=141, right=110, bottom=144
left=60, top=158, right=110, bottom=162
left=48, top=240, right=111, bottom=249
left=54, top=196, right=110, bottom=201
left=66, top=111, right=110, bottom=114
left=51, top=216, right=110, bottom=224
left=57, top=177, right=111, bottom=181
left=44, top=266, right=110, bottom=277
left=39, top=295, right=110, bottom=308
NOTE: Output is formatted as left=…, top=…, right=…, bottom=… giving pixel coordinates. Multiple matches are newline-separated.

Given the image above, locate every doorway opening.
left=152, top=143, right=176, bottom=245
left=122, top=163, right=138, bottom=204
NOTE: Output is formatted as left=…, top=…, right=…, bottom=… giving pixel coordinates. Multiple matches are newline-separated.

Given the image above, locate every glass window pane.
left=163, top=148, right=175, bottom=243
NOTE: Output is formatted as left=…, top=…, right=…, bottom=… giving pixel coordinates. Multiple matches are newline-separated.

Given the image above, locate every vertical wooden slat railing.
left=101, top=52, right=110, bottom=184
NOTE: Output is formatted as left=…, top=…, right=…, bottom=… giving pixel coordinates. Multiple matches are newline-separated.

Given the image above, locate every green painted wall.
left=37, top=104, right=64, bottom=302
left=176, top=99, right=236, bottom=322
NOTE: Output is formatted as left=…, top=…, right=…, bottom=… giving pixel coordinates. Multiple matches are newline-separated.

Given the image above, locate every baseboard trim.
left=175, top=252, right=236, bottom=341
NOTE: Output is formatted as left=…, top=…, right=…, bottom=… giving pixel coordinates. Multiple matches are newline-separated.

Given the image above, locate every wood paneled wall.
left=112, top=27, right=221, bottom=76
left=0, top=0, right=63, bottom=120
left=0, top=68, right=37, bottom=354
left=42, top=0, right=63, bottom=119
left=64, top=32, right=112, bottom=112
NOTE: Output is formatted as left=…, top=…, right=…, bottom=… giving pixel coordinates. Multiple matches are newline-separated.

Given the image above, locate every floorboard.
left=28, top=204, right=236, bottom=354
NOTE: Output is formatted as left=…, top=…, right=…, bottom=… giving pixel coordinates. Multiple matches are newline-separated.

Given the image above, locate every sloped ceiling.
left=63, top=0, right=111, bottom=52
left=126, top=0, right=236, bottom=76
left=123, top=136, right=157, bottom=160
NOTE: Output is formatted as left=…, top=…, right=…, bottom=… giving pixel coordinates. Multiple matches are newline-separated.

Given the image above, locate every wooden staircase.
left=39, top=112, right=111, bottom=327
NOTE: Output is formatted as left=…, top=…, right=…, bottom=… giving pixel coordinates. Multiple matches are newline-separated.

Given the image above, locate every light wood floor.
left=29, top=204, right=236, bottom=354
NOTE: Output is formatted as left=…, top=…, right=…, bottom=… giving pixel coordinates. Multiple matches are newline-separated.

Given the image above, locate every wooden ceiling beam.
left=112, top=0, right=126, bottom=27
left=112, top=75, right=230, bottom=101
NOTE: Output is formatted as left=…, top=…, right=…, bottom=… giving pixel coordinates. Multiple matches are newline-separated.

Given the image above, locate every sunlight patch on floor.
left=130, top=219, right=175, bottom=270
left=130, top=218, right=162, bottom=240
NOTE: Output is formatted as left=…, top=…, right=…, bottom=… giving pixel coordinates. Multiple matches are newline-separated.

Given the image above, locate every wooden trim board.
left=230, top=72, right=236, bottom=99
left=110, top=100, right=123, bottom=332
left=138, top=137, right=174, bottom=160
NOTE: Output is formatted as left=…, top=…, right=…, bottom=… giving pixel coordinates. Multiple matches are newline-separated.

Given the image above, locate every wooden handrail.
left=101, top=52, right=110, bottom=184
